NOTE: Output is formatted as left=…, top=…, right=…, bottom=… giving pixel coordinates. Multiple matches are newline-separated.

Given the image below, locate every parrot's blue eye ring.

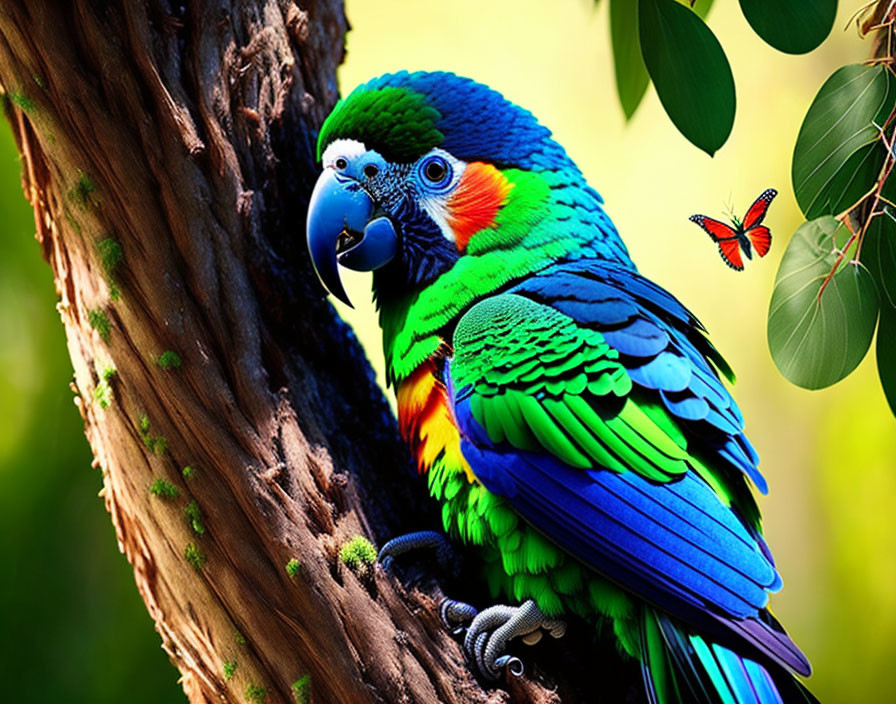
left=363, top=164, right=379, bottom=179
left=420, top=155, right=452, bottom=188
left=334, top=157, right=348, bottom=170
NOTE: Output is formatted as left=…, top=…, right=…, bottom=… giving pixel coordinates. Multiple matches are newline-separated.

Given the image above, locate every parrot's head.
left=306, top=71, right=630, bottom=309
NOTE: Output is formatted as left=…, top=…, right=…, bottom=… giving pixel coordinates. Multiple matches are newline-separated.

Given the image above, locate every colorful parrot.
left=305, top=71, right=816, bottom=703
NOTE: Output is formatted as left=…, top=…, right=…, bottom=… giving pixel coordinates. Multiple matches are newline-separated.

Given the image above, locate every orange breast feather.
left=396, top=358, right=475, bottom=483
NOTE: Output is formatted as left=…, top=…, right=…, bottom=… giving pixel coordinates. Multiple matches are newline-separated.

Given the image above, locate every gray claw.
left=493, top=655, right=524, bottom=677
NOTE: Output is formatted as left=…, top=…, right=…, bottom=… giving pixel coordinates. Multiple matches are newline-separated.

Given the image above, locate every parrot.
left=305, top=71, right=817, bottom=703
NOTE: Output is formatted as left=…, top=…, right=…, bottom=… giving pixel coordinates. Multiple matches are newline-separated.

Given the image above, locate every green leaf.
left=877, top=300, right=896, bottom=417
left=739, top=0, right=836, bottom=54
left=792, top=64, right=895, bottom=219
left=768, top=216, right=880, bottom=389
left=689, top=0, right=715, bottom=20
left=823, top=142, right=886, bottom=219
left=611, top=0, right=650, bottom=119
left=638, top=0, right=735, bottom=155
left=861, top=209, right=896, bottom=307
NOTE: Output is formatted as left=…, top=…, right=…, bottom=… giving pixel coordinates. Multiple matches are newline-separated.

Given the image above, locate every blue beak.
left=305, top=168, right=398, bottom=307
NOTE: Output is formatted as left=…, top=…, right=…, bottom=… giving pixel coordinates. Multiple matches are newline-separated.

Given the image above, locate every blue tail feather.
left=641, top=609, right=818, bottom=704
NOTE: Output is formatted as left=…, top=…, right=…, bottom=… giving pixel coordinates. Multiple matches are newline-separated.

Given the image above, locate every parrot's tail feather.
left=640, top=609, right=819, bottom=704
left=720, top=610, right=811, bottom=677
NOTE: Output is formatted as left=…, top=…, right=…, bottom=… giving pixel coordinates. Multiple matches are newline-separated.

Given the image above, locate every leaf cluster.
left=767, top=7, right=896, bottom=416
left=607, top=0, right=837, bottom=154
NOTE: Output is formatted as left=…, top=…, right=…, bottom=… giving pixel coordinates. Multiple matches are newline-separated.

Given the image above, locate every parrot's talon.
left=494, top=655, right=524, bottom=677
left=440, top=598, right=478, bottom=634
left=460, top=599, right=563, bottom=681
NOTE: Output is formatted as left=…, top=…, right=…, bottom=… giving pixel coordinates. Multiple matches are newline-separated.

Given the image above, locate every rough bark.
left=0, top=2, right=641, bottom=703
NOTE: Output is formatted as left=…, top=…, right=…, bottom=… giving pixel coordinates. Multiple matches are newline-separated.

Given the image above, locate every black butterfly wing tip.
left=689, top=214, right=702, bottom=223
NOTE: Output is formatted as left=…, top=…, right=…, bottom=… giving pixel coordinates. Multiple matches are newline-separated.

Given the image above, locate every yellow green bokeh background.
left=2, top=2, right=893, bottom=701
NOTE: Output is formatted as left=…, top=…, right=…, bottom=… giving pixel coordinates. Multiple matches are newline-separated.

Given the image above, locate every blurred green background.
left=2, top=1, right=893, bottom=701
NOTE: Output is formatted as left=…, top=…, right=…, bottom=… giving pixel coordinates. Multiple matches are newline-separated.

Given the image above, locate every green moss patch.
left=291, top=674, right=310, bottom=704
left=9, top=92, right=36, bottom=112
left=94, top=367, right=116, bottom=409
left=138, top=414, right=167, bottom=455
left=88, top=309, right=111, bottom=341
left=184, top=500, right=206, bottom=535
left=149, top=478, right=179, bottom=499
left=185, top=542, right=206, bottom=571
left=96, top=237, right=122, bottom=300
left=339, top=535, right=377, bottom=578
left=156, top=350, right=182, bottom=369
left=69, top=171, right=97, bottom=209
left=245, top=683, right=266, bottom=703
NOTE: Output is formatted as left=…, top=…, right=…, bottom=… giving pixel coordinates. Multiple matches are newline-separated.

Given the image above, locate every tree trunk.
left=0, top=3, right=641, bottom=702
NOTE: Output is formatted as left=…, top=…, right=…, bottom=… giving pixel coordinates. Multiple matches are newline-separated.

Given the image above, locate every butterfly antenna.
left=722, top=199, right=740, bottom=227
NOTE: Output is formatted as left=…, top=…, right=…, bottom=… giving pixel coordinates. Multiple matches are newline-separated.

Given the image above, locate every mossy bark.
left=0, top=2, right=640, bottom=703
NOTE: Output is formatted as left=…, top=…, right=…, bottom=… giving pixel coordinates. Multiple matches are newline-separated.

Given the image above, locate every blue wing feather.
left=456, top=425, right=773, bottom=619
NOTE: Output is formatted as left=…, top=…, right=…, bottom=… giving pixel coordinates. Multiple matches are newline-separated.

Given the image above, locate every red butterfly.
left=689, top=188, right=777, bottom=271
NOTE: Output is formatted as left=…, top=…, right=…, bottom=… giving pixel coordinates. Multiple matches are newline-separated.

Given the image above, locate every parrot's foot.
left=440, top=598, right=479, bottom=635
left=377, top=530, right=454, bottom=572
left=457, top=599, right=566, bottom=680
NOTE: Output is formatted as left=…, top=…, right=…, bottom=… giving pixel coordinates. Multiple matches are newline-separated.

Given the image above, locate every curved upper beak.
left=305, top=168, right=398, bottom=308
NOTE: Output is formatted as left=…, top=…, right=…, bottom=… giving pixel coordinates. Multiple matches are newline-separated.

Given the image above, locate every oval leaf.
left=691, top=0, right=715, bottom=20
left=638, top=0, right=735, bottom=155
left=792, top=64, right=895, bottom=219
left=739, top=0, right=836, bottom=54
left=861, top=209, right=896, bottom=307
left=877, top=301, right=896, bottom=417
left=610, top=0, right=650, bottom=120
left=768, top=217, right=880, bottom=389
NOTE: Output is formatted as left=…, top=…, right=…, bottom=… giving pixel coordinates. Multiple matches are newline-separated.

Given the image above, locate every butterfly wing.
left=716, top=239, right=745, bottom=271
left=689, top=214, right=737, bottom=242
left=747, top=225, right=772, bottom=258
left=689, top=214, right=744, bottom=271
left=742, top=189, right=777, bottom=231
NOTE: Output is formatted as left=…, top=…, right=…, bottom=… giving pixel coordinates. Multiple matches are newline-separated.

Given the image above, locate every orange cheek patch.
left=446, top=162, right=513, bottom=251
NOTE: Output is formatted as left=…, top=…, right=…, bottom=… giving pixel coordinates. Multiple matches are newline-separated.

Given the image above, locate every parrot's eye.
left=420, top=155, right=452, bottom=189
left=424, top=159, right=447, bottom=182
left=334, top=157, right=348, bottom=170
left=363, top=164, right=379, bottom=179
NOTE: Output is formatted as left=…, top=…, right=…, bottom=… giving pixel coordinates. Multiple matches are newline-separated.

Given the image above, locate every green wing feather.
left=452, top=292, right=694, bottom=485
